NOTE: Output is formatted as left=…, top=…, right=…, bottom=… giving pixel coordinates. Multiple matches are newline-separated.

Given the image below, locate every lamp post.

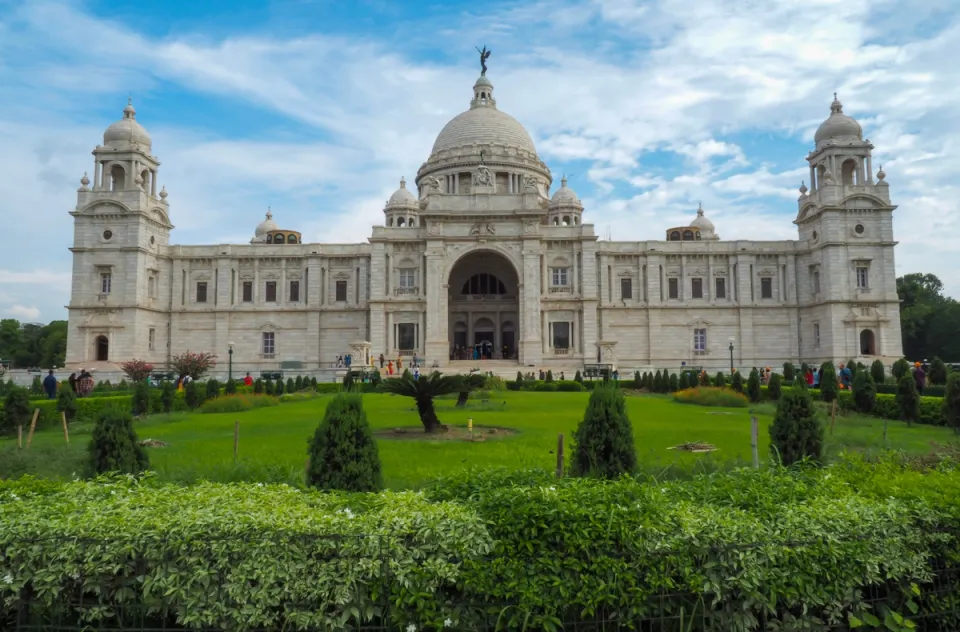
left=728, top=337, right=735, bottom=375
left=228, top=342, right=234, bottom=382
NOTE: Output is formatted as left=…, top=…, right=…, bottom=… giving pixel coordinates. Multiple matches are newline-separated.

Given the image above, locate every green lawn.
left=2, top=391, right=956, bottom=488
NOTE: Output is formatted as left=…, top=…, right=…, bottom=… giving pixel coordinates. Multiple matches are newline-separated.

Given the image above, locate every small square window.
left=715, top=277, right=726, bottom=299
left=196, top=281, right=208, bottom=303
left=265, top=281, right=277, bottom=302
left=242, top=281, right=253, bottom=302
left=336, top=280, right=348, bottom=302
left=760, top=277, right=773, bottom=299
left=289, top=280, right=300, bottom=302
left=399, top=269, right=416, bottom=288
left=691, top=278, right=703, bottom=299
left=620, top=278, right=632, bottom=300
left=552, top=268, right=569, bottom=286
left=668, top=277, right=679, bottom=299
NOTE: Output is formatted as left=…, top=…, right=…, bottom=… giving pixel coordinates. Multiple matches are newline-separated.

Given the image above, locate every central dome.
left=431, top=107, right=537, bottom=156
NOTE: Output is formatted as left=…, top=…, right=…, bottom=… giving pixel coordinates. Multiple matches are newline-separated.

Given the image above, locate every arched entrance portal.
left=95, top=335, right=109, bottom=362
left=448, top=251, right=519, bottom=361
left=860, top=329, right=876, bottom=356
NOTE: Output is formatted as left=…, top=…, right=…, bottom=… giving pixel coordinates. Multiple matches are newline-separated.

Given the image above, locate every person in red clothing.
left=243, top=372, right=254, bottom=387
left=806, top=369, right=814, bottom=386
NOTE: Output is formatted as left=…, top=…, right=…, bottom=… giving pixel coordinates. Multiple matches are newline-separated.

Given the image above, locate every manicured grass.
left=2, top=391, right=956, bottom=488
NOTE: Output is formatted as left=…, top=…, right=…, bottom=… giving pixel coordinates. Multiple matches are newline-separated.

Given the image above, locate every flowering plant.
left=119, top=359, right=154, bottom=382
left=170, top=351, right=217, bottom=379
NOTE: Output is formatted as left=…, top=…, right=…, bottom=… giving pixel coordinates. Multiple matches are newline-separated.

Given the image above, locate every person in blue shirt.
left=839, top=363, right=852, bottom=389
left=43, top=369, right=58, bottom=399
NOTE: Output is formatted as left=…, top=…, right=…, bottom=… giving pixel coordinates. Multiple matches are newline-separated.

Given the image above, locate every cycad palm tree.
left=379, top=371, right=462, bottom=433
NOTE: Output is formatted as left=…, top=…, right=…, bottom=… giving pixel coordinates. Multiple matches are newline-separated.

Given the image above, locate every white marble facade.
left=65, top=78, right=903, bottom=374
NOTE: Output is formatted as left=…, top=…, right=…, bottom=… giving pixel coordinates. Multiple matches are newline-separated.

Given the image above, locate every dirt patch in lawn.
left=139, top=439, right=170, bottom=448
left=375, top=425, right=517, bottom=442
left=668, top=442, right=718, bottom=453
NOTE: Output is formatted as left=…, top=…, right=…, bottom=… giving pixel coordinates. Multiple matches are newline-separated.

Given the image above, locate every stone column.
left=386, top=311, right=393, bottom=353
left=542, top=311, right=549, bottom=354
left=519, top=247, right=543, bottom=365
left=573, top=249, right=579, bottom=295
left=424, top=245, right=449, bottom=364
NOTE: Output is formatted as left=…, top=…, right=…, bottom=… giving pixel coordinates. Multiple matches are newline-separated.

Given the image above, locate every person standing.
left=839, top=364, right=852, bottom=390
left=243, top=372, right=254, bottom=387
left=914, top=362, right=926, bottom=395
left=43, top=369, right=58, bottom=399
left=68, top=371, right=78, bottom=392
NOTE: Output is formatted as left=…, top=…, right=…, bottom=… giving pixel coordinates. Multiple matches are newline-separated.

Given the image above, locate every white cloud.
left=6, top=305, right=41, bottom=320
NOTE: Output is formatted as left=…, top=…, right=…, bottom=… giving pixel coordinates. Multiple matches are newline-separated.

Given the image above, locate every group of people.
left=450, top=343, right=512, bottom=361
left=374, top=353, right=419, bottom=376
left=46, top=368, right=96, bottom=399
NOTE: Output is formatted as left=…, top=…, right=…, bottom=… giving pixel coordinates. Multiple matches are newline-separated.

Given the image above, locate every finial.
left=561, top=174, right=568, bottom=187
left=159, top=185, right=167, bottom=199
left=799, top=180, right=808, bottom=195
left=830, top=92, right=843, bottom=113
left=476, top=45, right=491, bottom=76
left=266, top=206, right=272, bottom=220
left=877, top=165, right=886, bottom=181
left=400, top=177, right=406, bottom=188
left=80, top=172, right=90, bottom=188
left=697, top=201, right=705, bottom=216
left=123, top=96, right=136, bottom=119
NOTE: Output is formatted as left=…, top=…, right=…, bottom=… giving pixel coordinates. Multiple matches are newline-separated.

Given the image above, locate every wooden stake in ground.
left=750, top=416, right=759, bottom=469
left=233, top=420, right=239, bottom=461
left=26, top=409, right=40, bottom=449
left=555, top=433, right=564, bottom=479
left=830, top=399, right=837, bottom=435
left=60, top=411, right=70, bottom=444
left=17, top=424, right=23, bottom=450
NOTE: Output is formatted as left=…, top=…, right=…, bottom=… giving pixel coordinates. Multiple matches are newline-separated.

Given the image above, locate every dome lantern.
left=103, top=98, right=152, bottom=149
left=814, top=93, right=862, bottom=147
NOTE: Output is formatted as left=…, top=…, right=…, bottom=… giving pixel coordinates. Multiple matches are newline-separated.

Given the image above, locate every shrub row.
left=755, top=386, right=948, bottom=426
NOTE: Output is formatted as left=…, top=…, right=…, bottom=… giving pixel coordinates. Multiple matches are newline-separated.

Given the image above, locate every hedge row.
left=1, top=390, right=188, bottom=433
left=756, top=386, right=948, bottom=426
left=3, top=457, right=960, bottom=630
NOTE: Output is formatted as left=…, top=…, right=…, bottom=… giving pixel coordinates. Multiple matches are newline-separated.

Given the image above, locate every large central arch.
left=447, top=249, right=520, bottom=361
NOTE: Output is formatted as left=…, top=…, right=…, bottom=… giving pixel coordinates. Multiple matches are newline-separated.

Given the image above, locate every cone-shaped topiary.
left=264, top=379, right=274, bottom=395
left=782, top=362, right=796, bottom=382
left=768, top=373, right=782, bottom=400
left=669, top=373, right=678, bottom=392
left=57, top=387, right=78, bottom=422
left=678, top=372, right=689, bottom=390
left=896, top=373, right=919, bottom=425
left=846, top=360, right=858, bottom=378
left=1, top=386, right=31, bottom=435
left=310, top=376, right=318, bottom=389
left=305, top=392, right=382, bottom=492
left=286, top=377, right=295, bottom=393
left=87, top=408, right=149, bottom=476
left=852, top=369, right=876, bottom=414
left=205, top=379, right=220, bottom=400
left=342, top=370, right=355, bottom=392
left=653, top=370, right=663, bottom=392
left=943, top=372, right=960, bottom=434
left=731, top=371, right=744, bottom=394
left=715, top=372, right=726, bottom=388
left=132, top=380, right=151, bottom=416
left=545, top=370, right=554, bottom=383
left=570, top=386, right=637, bottom=478
left=574, top=370, right=582, bottom=384
left=633, top=370, right=642, bottom=389
left=295, top=375, right=304, bottom=391
left=892, top=358, right=910, bottom=381
left=769, top=384, right=823, bottom=466
left=225, top=378, right=237, bottom=395
left=747, top=368, right=761, bottom=402
left=160, top=381, right=175, bottom=413
left=274, top=378, right=285, bottom=396
left=819, top=362, right=838, bottom=403
left=929, top=357, right=948, bottom=386
left=870, top=359, right=885, bottom=385
left=516, top=371, right=524, bottom=387
left=253, top=378, right=264, bottom=394
left=185, top=380, right=203, bottom=409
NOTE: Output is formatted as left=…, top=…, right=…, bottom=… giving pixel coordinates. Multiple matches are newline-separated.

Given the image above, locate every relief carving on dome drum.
left=473, top=166, right=494, bottom=187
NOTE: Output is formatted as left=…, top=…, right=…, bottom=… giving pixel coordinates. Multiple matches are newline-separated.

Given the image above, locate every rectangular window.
left=813, top=270, right=821, bottom=294
left=242, top=281, right=253, bottom=302
left=289, top=280, right=300, bottom=302
left=691, top=277, right=703, bottom=299
left=335, top=280, right=348, bottom=302
left=715, top=277, right=726, bottom=299
left=399, top=269, right=415, bottom=288
left=814, top=323, right=821, bottom=348
left=668, top=277, right=679, bottom=299
left=262, top=332, right=275, bottom=357
left=147, top=276, right=155, bottom=298
left=196, top=281, right=208, bottom=303
left=620, top=278, right=632, bottom=300
left=760, top=277, right=773, bottom=299
left=148, top=328, right=155, bottom=351
left=693, top=328, right=707, bottom=353
left=265, top=281, right=277, bottom=302
left=552, top=267, right=569, bottom=286
left=856, top=265, right=869, bottom=289
left=397, top=323, right=416, bottom=351
left=100, top=272, right=112, bottom=294
left=552, top=322, right=570, bottom=349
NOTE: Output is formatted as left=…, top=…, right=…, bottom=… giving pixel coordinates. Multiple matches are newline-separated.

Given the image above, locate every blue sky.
left=1, top=0, right=959, bottom=322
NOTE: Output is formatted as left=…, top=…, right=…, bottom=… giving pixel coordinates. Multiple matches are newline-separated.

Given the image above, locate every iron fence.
left=3, top=532, right=960, bottom=631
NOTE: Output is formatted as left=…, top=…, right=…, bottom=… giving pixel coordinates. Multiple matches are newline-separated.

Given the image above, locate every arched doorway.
left=95, top=335, right=109, bottom=362
left=860, top=329, right=876, bottom=356
left=448, top=250, right=519, bottom=361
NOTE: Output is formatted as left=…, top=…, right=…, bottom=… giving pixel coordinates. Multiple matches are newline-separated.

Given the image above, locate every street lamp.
left=728, top=337, right=735, bottom=375
left=228, top=342, right=235, bottom=382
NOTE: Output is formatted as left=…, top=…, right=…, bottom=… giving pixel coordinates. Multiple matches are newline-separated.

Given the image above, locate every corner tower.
left=65, top=99, right=173, bottom=368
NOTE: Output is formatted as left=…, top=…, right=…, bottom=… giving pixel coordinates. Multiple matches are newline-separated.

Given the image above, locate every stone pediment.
left=80, top=309, right=124, bottom=329
left=258, top=321, right=281, bottom=331
left=684, top=318, right=712, bottom=328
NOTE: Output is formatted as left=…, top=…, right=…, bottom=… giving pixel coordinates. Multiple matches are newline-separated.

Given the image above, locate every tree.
left=57, top=387, right=78, bottom=422
left=286, top=377, right=295, bottom=393
left=370, top=370, right=381, bottom=389
left=515, top=371, right=524, bottom=388
left=782, top=362, right=796, bottom=382
left=731, top=370, right=744, bottom=394
left=30, top=375, right=42, bottom=395
left=310, top=376, right=318, bottom=389
left=892, top=358, right=910, bottom=381
left=699, top=370, right=710, bottom=387
left=574, top=370, right=582, bottom=384
left=87, top=408, right=149, bottom=476
left=545, top=370, right=554, bottom=383
left=120, top=359, right=154, bottom=382
left=170, top=351, right=217, bottom=380
left=225, top=378, right=237, bottom=395
left=633, top=371, right=642, bottom=389
left=206, top=379, right=221, bottom=400
left=896, top=374, right=920, bottom=426
left=654, top=370, right=663, bottom=392
left=160, top=381, right=175, bottom=413
left=942, top=372, right=960, bottom=434
left=132, top=380, right=151, bottom=416
left=929, top=357, right=948, bottom=386
left=455, top=373, right=487, bottom=407
left=715, top=372, right=726, bottom=388
left=747, top=368, right=761, bottom=403
left=305, top=392, right=382, bottom=492
left=846, top=360, right=858, bottom=379
left=1, top=386, right=31, bottom=435
left=897, top=273, right=948, bottom=360
left=342, top=370, right=354, bottom=392
left=669, top=373, right=678, bottom=392
left=185, top=380, right=203, bottom=409
left=295, top=375, right=304, bottom=391
left=570, top=386, right=637, bottom=478
left=768, top=373, right=782, bottom=401
left=852, top=370, right=876, bottom=414
left=769, top=385, right=823, bottom=466
left=379, top=371, right=462, bottom=433
left=678, top=372, right=690, bottom=390
left=870, top=359, right=886, bottom=385
left=819, top=362, right=839, bottom=403
left=274, top=378, right=285, bottom=395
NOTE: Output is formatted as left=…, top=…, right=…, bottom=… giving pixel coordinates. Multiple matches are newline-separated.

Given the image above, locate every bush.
left=765, top=373, right=781, bottom=401
left=295, top=375, right=304, bottom=391
left=769, top=385, right=823, bottom=466
left=570, top=386, right=636, bottom=479
left=200, top=394, right=280, bottom=414
left=2, top=386, right=32, bottom=435
left=545, top=370, right=554, bottom=383
left=225, top=378, right=238, bottom=395
left=86, top=408, right=149, bottom=476
left=310, top=376, right=318, bottom=389
left=56, top=387, right=78, bottom=422
left=185, top=381, right=203, bottom=409
left=929, top=357, right=948, bottom=386
left=896, top=374, right=920, bottom=425
left=306, top=392, right=382, bottom=492
left=747, top=368, right=761, bottom=402
left=714, top=371, right=726, bottom=388
left=205, top=379, right=220, bottom=400
left=852, top=370, right=876, bottom=414
left=871, top=359, right=885, bottom=385
left=555, top=380, right=584, bottom=392
left=892, top=358, right=910, bottom=381
left=731, top=370, right=744, bottom=393
left=677, top=372, right=689, bottom=390
left=782, top=362, right=796, bottom=382
left=573, top=370, right=582, bottom=384
left=286, top=377, right=295, bottom=393
left=668, top=373, right=678, bottom=392
left=274, top=378, right=286, bottom=396
left=265, top=379, right=274, bottom=395
left=119, top=359, right=154, bottom=382
left=943, top=372, right=960, bottom=433
left=132, top=381, right=150, bottom=416
left=673, top=386, right=748, bottom=408
left=160, top=382, right=175, bottom=413
left=819, top=362, right=839, bottom=403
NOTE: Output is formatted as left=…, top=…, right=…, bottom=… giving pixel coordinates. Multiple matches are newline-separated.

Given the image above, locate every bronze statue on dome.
left=476, top=45, right=491, bottom=75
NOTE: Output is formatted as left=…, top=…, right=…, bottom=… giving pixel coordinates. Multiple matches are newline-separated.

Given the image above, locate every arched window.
left=388, top=217, right=394, bottom=226
left=140, top=169, right=150, bottom=192
left=695, top=232, right=702, bottom=240
left=287, top=234, right=298, bottom=244
left=461, top=273, right=507, bottom=295
left=110, top=164, right=125, bottom=191
left=562, top=216, right=570, bottom=226
left=670, top=231, right=681, bottom=241
left=266, top=234, right=273, bottom=244
left=408, top=217, right=416, bottom=227
left=573, top=216, right=579, bottom=225
left=841, top=159, right=858, bottom=185
left=398, top=217, right=406, bottom=227
left=95, top=335, right=109, bottom=362
left=683, top=230, right=694, bottom=240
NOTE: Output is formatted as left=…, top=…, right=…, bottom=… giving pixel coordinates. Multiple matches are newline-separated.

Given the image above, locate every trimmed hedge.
left=756, top=386, right=947, bottom=426
left=0, top=391, right=189, bottom=432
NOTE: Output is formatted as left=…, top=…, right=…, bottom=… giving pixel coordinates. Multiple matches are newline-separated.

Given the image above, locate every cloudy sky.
left=0, top=0, right=958, bottom=323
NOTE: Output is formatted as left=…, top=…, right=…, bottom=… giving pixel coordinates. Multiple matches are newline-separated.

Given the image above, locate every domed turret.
left=814, top=94, right=862, bottom=148
left=547, top=177, right=583, bottom=226
left=103, top=98, right=152, bottom=149
left=666, top=203, right=720, bottom=241
left=384, top=178, right=419, bottom=227
left=251, top=209, right=278, bottom=243
left=251, top=209, right=301, bottom=244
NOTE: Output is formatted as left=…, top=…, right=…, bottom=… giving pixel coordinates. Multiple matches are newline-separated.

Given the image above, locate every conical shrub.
left=306, top=393, right=382, bottom=492
left=570, top=386, right=637, bottom=478
left=769, top=385, right=823, bottom=466
left=87, top=408, right=149, bottom=475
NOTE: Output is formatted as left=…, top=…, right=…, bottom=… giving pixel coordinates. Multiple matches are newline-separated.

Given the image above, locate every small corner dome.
left=814, top=94, right=862, bottom=145
left=550, top=177, right=581, bottom=206
left=386, top=178, right=417, bottom=207
left=254, top=209, right=278, bottom=239
left=691, top=204, right=714, bottom=231
left=103, top=99, right=152, bottom=148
